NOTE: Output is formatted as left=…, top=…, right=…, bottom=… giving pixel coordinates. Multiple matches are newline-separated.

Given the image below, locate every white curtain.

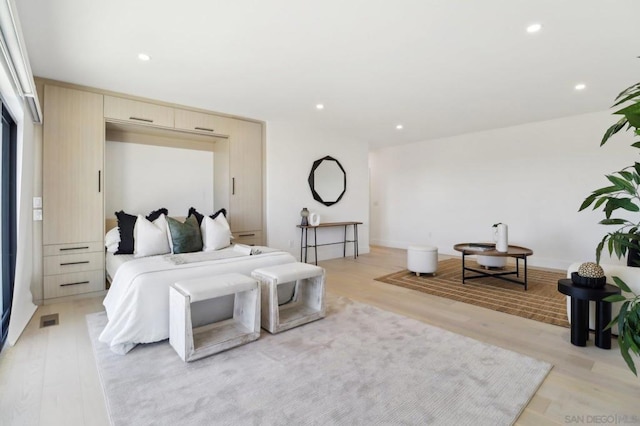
left=0, top=55, right=37, bottom=347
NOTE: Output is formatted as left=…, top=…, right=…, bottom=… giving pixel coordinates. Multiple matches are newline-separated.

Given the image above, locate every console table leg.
left=343, top=225, right=347, bottom=258
left=595, top=300, right=613, bottom=349
left=313, top=228, right=318, bottom=265
left=570, top=298, right=589, bottom=346
left=354, top=224, right=359, bottom=258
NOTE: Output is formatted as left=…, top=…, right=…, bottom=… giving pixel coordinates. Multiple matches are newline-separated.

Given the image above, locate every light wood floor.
left=1, top=246, right=639, bottom=425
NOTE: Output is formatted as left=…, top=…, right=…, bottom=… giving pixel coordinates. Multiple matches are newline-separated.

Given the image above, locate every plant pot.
left=628, top=246, right=640, bottom=268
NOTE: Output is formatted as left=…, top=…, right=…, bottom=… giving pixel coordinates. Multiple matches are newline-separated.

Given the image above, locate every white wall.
left=370, top=110, right=636, bottom=270
left=266, top=121, right=369, bottom=262
left=105, top=141, right=215, bottom=219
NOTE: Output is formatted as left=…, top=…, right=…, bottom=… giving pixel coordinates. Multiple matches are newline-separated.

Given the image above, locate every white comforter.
left=99, top=247, right=296, bottom=354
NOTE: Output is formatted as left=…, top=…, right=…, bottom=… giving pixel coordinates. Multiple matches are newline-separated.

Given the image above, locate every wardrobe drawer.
left=232, top=230, right=263, bottom=246
left=44, top=252, right=105, bottom=276
left=174, top=109, right=231, bottom=135
left=43, top=241, right=104, bottom=256
left=104, top=96, right=174, bottom=128
left=44, top=270, right=105, bottom=299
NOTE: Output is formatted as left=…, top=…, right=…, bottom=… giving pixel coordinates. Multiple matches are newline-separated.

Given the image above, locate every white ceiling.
left=14, top=0, right=640, bottom=149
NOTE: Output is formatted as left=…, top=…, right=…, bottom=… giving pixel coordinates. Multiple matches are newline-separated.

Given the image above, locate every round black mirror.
left=308, top=156, right=346, bottom=206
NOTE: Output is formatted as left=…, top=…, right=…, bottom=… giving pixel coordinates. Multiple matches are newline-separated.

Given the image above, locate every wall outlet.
left=33, top=196, right=42, bottom=208
left=33, top=209, right=43, bottom=221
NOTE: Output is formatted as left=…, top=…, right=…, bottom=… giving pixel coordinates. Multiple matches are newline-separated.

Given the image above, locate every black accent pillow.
left=114, top=208, right=169, bottom=255
left=147, top=207, right=168, bottom=222
left=167, top=215, right=203, bottom=254
left=114, top=211, right=137, bottom=255
left=188, top=207, right=227, bottom=227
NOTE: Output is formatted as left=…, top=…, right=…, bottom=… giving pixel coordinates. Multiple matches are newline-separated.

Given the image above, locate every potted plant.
left=604, top=278, right=640, bottom=375
left=579, top=78, right=640, bottom=375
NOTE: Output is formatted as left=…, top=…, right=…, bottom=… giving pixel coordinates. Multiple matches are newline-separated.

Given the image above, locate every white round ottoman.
left=407, top=245, right=438, bottom=276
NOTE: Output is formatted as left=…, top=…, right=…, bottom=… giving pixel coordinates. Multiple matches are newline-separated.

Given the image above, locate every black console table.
left=557, top=279, right=620, bottom=349
left=298, top=221, right=362, bottom=265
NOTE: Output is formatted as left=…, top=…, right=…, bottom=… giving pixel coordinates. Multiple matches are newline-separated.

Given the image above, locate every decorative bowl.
left=571, top=272, right=606, bottom=289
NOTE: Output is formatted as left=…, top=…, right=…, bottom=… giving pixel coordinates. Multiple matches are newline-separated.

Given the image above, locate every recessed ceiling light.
left=575, top=83, right=586, bottom=91
left=316, top=104, right=324, bottom=110
left=526, top=23, right=542, bottom=33
left=396, top=124, right=403, bottom=130
left=138, top=53, right=151, bottom=61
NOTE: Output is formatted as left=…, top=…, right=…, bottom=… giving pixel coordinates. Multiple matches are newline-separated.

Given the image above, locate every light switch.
left=33, top=209, right=42, bottom=221
left=33, top=197, right=42, bottom=208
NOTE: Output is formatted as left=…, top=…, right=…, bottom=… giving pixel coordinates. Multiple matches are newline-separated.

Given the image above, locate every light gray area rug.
left=87, top=297, right=552, bottom=426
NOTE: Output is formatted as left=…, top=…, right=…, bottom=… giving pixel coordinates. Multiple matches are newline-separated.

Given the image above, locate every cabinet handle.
left=194, top=126, right=214, bottom=132
left=232, top=177, right=235, bottom=195
left=60, top=246, right=89, bottom=251
left=239, top=233, right=256, bottom=237
left=60, top=281, right=90, bottom=287
left=98, top=170, right=101, bottom=193
left=129, top=116, right=153, bottom=123
left=60, top=261, right=90, bottom=266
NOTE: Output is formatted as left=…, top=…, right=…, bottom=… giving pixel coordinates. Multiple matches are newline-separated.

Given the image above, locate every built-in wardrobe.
left=38, top=79, right=265, bottom=303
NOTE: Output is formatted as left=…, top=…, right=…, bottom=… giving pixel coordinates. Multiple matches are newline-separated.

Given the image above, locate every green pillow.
left=167, top=215, right=203, bottom=254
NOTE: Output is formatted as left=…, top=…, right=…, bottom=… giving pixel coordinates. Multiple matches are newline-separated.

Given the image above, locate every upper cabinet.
left=104, top=95, right=174, bottom=128
left=174, top=108, right=232, bottom=136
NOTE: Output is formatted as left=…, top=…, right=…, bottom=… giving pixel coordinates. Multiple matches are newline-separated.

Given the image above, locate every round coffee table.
left=453, top=243, right=534, bottom=290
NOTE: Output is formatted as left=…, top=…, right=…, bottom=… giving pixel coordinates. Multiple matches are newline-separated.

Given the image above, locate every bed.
left=100, top=247, right=297, bottom=354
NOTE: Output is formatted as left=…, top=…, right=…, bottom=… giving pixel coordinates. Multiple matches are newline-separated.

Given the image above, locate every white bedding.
left=99, top=246, right=296, bottom=354
left=105, top=252, right=133, bottom=282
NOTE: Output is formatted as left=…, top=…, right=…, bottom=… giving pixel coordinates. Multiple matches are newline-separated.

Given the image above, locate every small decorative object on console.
left=309, top=212, right=321, bottom=226
left=571, top=262, right=607, bottom=288
left=300, top=207, right=309, bottom=226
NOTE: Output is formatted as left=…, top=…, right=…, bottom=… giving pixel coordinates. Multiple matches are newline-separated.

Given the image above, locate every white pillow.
left=105, top=227, right=120, bottom=253
left=134, top=214, right=171, bottom=257
left=202, top=214, right=232, bottom=251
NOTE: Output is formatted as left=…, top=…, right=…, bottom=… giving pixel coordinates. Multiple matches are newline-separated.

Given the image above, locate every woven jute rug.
left=375, top=258, right=569, bottom=327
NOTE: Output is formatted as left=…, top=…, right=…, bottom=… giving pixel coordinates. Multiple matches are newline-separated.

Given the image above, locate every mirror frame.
left=308, top=155, right=347, bottom=206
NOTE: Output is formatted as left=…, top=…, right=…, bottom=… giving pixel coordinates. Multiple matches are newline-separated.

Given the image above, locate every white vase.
left=496, top=223, right=508, bottom=252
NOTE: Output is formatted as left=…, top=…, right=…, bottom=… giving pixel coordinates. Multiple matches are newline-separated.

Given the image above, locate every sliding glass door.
left=0, top=100, right=17, bottom=350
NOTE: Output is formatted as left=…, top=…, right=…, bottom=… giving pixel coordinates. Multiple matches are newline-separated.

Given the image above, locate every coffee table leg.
left=595, top=300, right=612, bottom=349
left=570, top=297, right=589, bottom=346
left=462, top=253, right=466, bottom=283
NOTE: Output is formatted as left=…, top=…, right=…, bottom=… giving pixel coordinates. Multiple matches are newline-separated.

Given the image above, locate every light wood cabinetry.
left=229, top=119, right=263, bottom=241
left=39, top=79, right=266, bottom=303
left=42, top=84, right=105, bottom=300
left=174, top=108, right=232, bottom=135
left=104, top=95, right=174, bottom=128
left=232, top=230, right=263, bottom=246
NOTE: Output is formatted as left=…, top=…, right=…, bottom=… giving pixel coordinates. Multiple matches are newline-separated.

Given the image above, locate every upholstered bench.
left=252, top=262, right=326, bottom=334
left=407, top=245, right=438, bottom=276
left=169, top=273, right=260, bottom=362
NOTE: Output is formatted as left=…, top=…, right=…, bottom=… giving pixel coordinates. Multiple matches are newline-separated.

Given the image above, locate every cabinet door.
left=229, top=120, right=263, bottom=235
left=104, top=95, right=174, bottom=128
left=174, top=108, right=231, bottom=135
left=43, top=85, right=104, bottom=245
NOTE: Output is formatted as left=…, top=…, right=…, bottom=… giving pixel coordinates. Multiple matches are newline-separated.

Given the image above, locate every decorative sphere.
left=577, top=262, right=605, bottom=279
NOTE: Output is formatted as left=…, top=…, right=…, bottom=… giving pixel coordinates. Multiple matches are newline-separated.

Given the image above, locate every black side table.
left=557, top=279, right=621, bottom=349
